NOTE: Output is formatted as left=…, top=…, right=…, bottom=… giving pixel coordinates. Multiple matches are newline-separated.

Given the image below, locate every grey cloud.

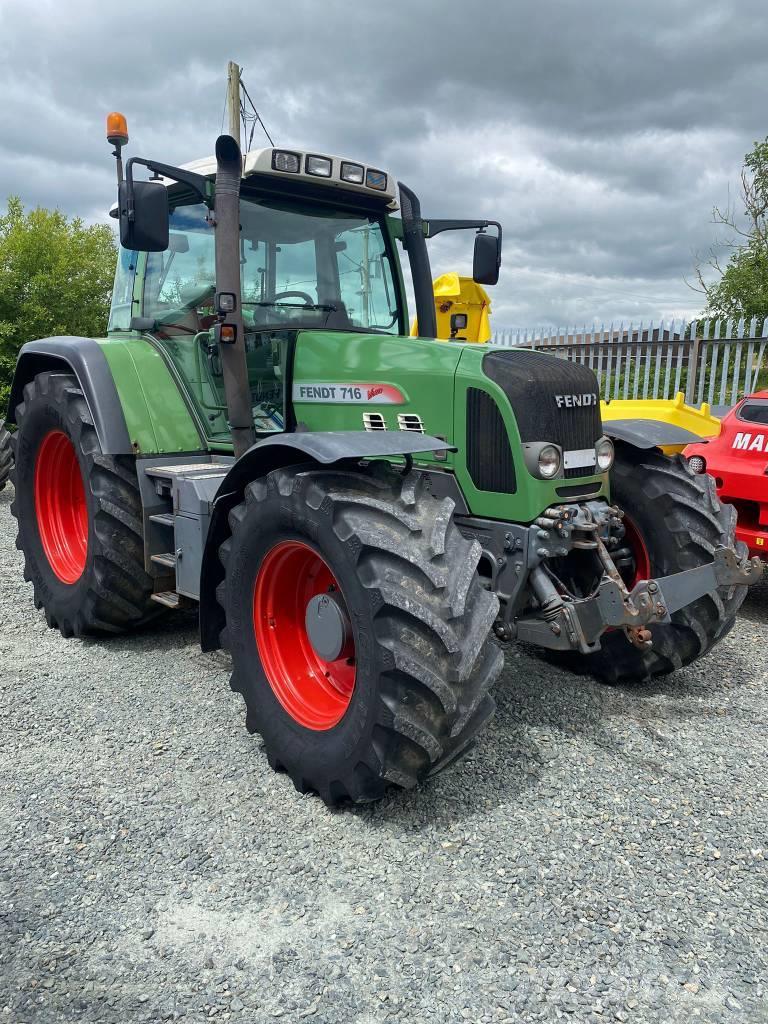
left=1, top=0, right=766, bottom=326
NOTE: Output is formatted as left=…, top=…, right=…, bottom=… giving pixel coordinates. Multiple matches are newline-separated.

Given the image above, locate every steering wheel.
left=272, top=290, right=315, bottom=305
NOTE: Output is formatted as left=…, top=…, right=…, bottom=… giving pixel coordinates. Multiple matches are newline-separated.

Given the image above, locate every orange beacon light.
left=106, top=112, right=129, bottom=147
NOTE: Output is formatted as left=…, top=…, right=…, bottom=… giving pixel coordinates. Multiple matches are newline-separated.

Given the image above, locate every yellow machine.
left=411, top=272, right=492, bottom=343
left=419, top=275, right=723, bottom=450
left=601, top=392, right=721, bottom=454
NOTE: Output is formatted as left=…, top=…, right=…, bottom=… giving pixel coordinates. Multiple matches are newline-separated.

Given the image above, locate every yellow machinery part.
left=411, top=273, right=492, bottom=342
left=601, top=392, right=722, bottom=454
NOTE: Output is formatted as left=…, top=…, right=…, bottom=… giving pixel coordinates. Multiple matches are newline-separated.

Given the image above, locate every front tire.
left=219, top=464, right=503, bottom=805
left=578, top=445, right=748, bottom=684
left=11, top=372, right=159, bottom=637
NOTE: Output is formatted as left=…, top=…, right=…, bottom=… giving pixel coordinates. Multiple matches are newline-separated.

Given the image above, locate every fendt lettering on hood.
left=554, top=393, right=599, bottom=409
left=733, top=431, right=768, bottom=452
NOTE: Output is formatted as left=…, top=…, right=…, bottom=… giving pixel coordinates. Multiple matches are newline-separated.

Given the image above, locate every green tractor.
left=5, top=114, right=761, bottom=804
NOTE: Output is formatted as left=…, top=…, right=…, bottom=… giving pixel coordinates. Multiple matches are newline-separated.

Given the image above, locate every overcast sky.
left=1, top=0, right=766, bottom=329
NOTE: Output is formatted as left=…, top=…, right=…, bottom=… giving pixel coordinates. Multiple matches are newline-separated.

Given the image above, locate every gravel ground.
left=1, top=481, right=767, bottom=1024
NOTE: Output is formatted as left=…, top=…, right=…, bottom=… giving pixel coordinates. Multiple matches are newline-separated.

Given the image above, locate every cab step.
left=151, top=591, right=182, bottom=609
left=145, top=462, right=231, bottom=482
left=149, top=512, right=175, bottom=527
left=151, top=552, right=177, bottom=569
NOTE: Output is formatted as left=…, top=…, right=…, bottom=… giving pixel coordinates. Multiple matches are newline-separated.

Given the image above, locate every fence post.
left=686, top=329, right=700, bottom=404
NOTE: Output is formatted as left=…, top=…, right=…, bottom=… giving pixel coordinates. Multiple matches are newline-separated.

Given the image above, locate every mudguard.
left=7, top=338, right=133, bottom=454
left=603, top=418, right=705, bottom=450
left=600, top=393, right=721, bottom=454
left=199, top=430, right=455, bottom=651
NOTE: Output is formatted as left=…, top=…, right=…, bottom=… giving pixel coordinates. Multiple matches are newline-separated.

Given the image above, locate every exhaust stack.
left=213, top=134, right=256, bottom=459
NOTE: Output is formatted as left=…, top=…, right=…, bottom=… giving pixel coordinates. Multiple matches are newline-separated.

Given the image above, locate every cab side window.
left=144, top=204, right=215, bottom=326
left=738, top=401, right=768, bottom=425
left=336, top=223, right=397, bottom=332
left=108, top=246, right=137, bottom=331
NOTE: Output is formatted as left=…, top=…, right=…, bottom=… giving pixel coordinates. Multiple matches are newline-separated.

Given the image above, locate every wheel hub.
left=34, top=430, right=88, bottom=584
left=253, top=541, right=356, bottom=730
left=305, top=592, right=351, bottom=662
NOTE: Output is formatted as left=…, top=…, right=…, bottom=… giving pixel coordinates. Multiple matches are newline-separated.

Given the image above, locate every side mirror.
left=117, top=179, right=169, bottom=252
left=169, top=232, right=190, bottom=254
left=473, top=231, right=501, bottom=286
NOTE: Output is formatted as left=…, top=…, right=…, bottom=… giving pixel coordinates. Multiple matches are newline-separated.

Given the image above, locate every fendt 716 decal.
left=293, top=382, right=406, bottom=404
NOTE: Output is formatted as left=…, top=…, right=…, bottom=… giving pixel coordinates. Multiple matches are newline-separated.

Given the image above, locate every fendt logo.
left=733, top=432, right=768, bottom=452
left=554, top=393, right=599, bottom=409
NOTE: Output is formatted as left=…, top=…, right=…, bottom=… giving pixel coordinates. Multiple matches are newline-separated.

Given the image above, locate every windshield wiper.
left=249, top=301, right=338, bottom=312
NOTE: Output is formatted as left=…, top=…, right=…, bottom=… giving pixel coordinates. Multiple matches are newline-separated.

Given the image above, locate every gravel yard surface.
left=1, top=479, right=767, bottom=1024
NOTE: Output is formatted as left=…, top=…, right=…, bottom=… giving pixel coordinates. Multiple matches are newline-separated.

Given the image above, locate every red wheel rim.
left=253, top=541, right=356, bottom=730
left=622, top=514, right=651, bottom=588
left=34, top=430, right=88, bottom=584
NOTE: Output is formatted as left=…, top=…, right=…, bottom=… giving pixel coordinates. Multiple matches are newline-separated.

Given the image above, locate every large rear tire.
left=11, top=372, right=159, bottom=637
left=218, top=464, right=503, bottom=805
left=0, top=420, right=12, bottom=492
left=573, top=445, right=748, bottom=684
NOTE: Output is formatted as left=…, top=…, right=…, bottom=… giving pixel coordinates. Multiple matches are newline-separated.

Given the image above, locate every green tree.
left=0, top=197, right=117, bottom=412
left=694, top=139, right=768, bottom=320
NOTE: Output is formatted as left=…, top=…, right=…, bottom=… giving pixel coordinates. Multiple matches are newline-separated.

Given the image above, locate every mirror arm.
left=123, top=157, right=210, bottom=222
left=424, top=219, right=502, bottom=248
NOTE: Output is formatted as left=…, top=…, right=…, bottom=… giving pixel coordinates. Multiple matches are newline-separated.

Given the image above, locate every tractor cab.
left=108, top=132, right=501, bottom=451
left=110, top=146, right=408, bottom=442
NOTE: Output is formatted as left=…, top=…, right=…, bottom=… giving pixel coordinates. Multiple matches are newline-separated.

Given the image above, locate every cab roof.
left=172, top=146, right=398, bottom=209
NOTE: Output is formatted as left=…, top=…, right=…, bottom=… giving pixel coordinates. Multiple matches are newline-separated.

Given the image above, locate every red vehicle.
left=685, top=391, right=768, bottom=558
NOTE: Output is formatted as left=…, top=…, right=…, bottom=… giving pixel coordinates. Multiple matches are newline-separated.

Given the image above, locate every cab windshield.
left=143, top=196, right=401, bottom=335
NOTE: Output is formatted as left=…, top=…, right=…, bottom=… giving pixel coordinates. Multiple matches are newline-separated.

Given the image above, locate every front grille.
left=556, top=481, right=602, bottom=498
left=466, top=388, right=516, bottom=493
left=483, top=350, right=602, bottom=479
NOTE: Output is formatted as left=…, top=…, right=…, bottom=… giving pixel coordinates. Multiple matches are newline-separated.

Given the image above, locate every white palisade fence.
left=491, top=318, right=768, bottom=408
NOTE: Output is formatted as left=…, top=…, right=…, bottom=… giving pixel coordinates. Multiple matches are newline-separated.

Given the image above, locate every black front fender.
left=8, top=338, right=132, bottom=454
left=603, top=418, right=703, bottom=450
left=199, top=430, right=455, bottom=651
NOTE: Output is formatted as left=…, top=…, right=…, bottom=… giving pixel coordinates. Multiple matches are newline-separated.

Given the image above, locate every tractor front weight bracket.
left=457, top=500, right=762, bottom=657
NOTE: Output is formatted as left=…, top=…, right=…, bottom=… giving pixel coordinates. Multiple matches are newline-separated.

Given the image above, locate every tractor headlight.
left=306, top=154, right=332, bottom=177
left=340, top=161, right=365, bottom=184
left=595, top=436, right=615, bottom=472
left=688, top=454, right=706, bottom=475
left=272, top=150, right=301, bottom=173
left=366, top=168, right=388, bottom=191
left=538, top=444, right=562, bottom=479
